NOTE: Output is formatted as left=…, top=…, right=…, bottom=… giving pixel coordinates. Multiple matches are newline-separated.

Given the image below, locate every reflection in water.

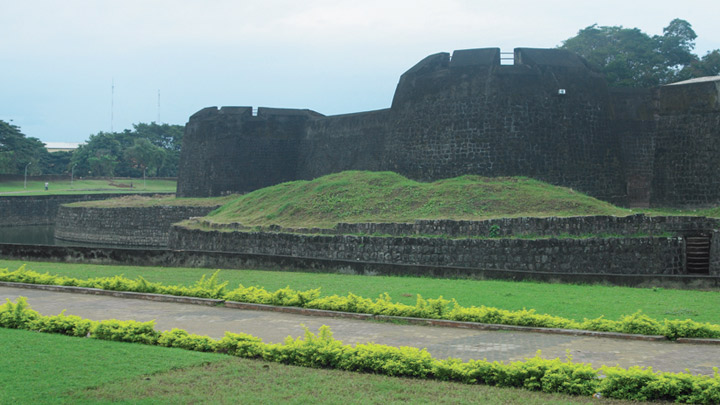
left=0, top=225, right=59, bottom=245
left=0, top=225, right=150, bottom=248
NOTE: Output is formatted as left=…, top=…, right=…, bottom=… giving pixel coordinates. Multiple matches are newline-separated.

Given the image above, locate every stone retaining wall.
left=202, top=214, right=720, bottom=238
left=0, top=194, right=170, bottom=227
left=169, top=226, right=692, bottom=275
left=2, top=243, right=718, bottom=288
left=55, top=205, right=218, bottom=247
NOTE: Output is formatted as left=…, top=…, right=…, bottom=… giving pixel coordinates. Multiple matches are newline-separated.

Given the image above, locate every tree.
left=131, top=122, right=183, bottom=176
left=71, top=132, right=122, bottom=177
left=123, top=138, right=166, bottom=176
left=0, top=120, right=51, bottom=175
left=70, top=122, right=184, bottom=178
left=560, top=19, right=719, bottom=87
left=679, top=50, right=720, bottom=79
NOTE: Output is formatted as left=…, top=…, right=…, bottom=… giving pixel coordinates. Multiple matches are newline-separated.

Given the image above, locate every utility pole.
left=71, top=164, right=77, bottom=188
left=24, top=162, right=31, bottom=189
left=157, top=89, right=161, bottom=123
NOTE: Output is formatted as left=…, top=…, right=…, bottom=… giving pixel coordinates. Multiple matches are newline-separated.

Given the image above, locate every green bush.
left=540, top=361, right=599, bottom=396
left=28, top=311, right=94, bottom=337
left=3, top=297, right=720, bottom=404
left=0, top=297, right=40, bottom=329
left=92, top=319, right=160, bottom=345
left=618, top=311, right=664, bottom=335
left=664, top=319, right=720, bottom=340
left=216, top=331, right=265, bottom=358
left=158, top=328, right=217, bottom=352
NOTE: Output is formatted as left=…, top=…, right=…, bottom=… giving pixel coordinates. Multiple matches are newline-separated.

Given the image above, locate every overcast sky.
left=2, top=0, right=719, bottom=143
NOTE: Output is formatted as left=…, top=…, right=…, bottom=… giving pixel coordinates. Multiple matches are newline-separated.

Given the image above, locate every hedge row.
left=2, top=265, right=720, bottom=340
left=1, top=297, right=718, bottom=403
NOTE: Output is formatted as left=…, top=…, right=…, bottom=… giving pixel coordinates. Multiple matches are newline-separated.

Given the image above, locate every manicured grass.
left=0, top=327, right=226, bottom=404
left=2, top=260, right=718, bottom=324
left=0, top=178, right=176, bottom=195
left=73, top=351, right=630, bottom=404
left=63, top=194, right=235, bottom=208
left=201, top=171, right=631, bottom=228
left=1, top=328, right=627, bottom=404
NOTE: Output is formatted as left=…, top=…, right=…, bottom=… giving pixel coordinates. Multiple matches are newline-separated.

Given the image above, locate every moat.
left=0, top=226, right=148, bottom=249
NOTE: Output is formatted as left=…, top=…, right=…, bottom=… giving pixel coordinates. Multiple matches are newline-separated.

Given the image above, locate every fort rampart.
left=177, top=48, right=720, bottom=208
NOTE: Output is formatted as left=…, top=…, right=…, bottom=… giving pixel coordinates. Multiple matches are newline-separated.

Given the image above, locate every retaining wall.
left=2, top=243, right=718, bottom=288
left=0, top=194, right=171, bottom=227
left=54, top=205, right=219, bottom=247
left=201, top=214, right=720, bottom=238
left=168, top=226, right=692, bottom=275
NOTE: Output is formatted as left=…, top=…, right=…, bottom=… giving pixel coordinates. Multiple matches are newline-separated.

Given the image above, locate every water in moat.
left=0, top=225, right=147, bottom=248
left=0, top=225, right=62, bottom=245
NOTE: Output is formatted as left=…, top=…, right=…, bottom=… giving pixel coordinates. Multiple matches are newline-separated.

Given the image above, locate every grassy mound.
left=204, top=171, right=630, bottom=228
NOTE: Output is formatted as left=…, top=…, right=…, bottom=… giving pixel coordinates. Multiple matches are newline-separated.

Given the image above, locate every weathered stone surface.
left=54, top=205, right=218, bottom=247
left=175, top=47, right=720, bottom=209
left=0, top=194, right=171, bottom=227
left=168, top=226, right=688, bottom=276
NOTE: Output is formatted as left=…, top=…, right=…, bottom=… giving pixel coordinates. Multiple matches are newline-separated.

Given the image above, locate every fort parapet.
left=177, top=47, right=720, bottom=208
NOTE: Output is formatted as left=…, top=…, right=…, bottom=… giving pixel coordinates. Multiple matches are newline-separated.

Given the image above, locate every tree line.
left=560, top=18, right=719, bottom=87
left=69, top=123, right=184, bottom=178
left=0, top=121, right=183, bottom=177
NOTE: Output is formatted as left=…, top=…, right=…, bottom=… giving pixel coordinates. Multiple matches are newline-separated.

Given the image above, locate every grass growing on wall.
left=0, top=328, right=629, bottom=404
left=2, top=260, right=718, bottom=324
left=62, top=194, right=235, bottom=208
left=199, top=171, right=631, bottom=228
left=0, top=179, right=177, bottom=195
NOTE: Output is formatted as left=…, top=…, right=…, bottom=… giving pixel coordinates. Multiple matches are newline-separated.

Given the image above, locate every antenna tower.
left=110, top=78, right=115, bottom=132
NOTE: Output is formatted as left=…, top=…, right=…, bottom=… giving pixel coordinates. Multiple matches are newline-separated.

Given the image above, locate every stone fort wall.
left=176, top=47, right=720, bottom=208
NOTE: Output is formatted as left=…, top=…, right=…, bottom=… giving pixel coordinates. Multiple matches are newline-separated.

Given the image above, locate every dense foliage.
left=70, top=122, right=183, bottom=178
left=2, top=297, right=719, bottom=403
left=0, top=120, right=183, bottom=177
left=560, top=19, right=720, bottom=87
left=0, top=120, right=62, bottom=175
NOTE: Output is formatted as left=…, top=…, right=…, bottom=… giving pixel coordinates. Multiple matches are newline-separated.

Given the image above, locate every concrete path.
left=2, top=286, right=719, bottom=376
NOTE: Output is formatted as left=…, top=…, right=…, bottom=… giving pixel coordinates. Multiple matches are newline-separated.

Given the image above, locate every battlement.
left=189, top=106, right=323, bottom=121
left=392, top=47, right=604, bottom=108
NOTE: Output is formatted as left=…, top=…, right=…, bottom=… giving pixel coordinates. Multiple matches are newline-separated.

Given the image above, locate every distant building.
left=44, top=142, right=83, bottom=153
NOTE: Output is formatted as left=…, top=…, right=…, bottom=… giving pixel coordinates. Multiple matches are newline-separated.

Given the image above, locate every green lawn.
left=0, top=178, right=176, bottom=195
left=0, top=328, right=225, bottom=404
left=2, top=260, right=718, bottom=324
left=1, top=328, right=628, bottom=404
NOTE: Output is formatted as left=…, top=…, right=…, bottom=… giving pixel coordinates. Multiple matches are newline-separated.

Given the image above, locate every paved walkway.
left=2, top=286, right=719, bottom=375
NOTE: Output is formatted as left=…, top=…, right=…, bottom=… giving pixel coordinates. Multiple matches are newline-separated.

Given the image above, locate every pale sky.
left=2, top=0, right=719, bottom=143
